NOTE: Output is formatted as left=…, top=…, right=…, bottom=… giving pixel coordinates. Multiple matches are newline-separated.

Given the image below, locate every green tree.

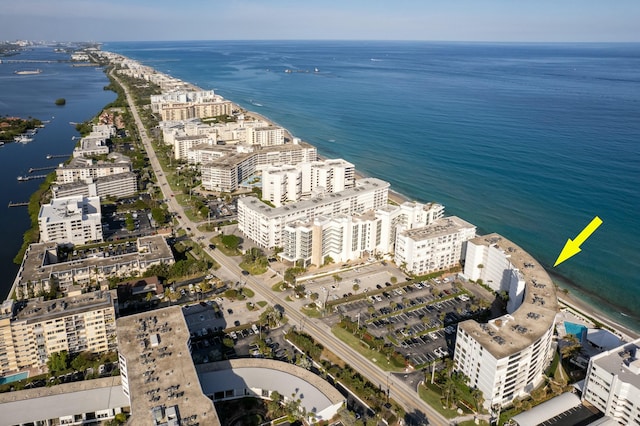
left=47, top=351, right=70, bottom=375
left=260, top=306, right=281, bottom=327
left=70, top=351, right=95, bottom=372
left=470, top=387, right=485, bottom=413
left=150, top=207, right=166, bottom=224
left=560, top=334, right=582, bottom=360
left=125, top=213, right=135, bottom=232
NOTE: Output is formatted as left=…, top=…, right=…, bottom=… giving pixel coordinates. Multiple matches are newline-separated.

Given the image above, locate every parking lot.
left=332, top=278, right=478, bottom=368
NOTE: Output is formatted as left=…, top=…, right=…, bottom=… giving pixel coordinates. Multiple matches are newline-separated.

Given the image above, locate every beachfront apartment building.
left=582, top=338, right=640, bottom=423
left=262, top=159, right=355, bottom=207
left=0, top=291, right=116, bottom=376
left=464, top=235, right=527, bottom=313
left=51, top=171, right=138, bottom=200
left=174, top=134, right=216, bottom=160
left=56, top=153, right=132, bottom=185
left=454, top=234, right=558, bottom=410
left=246, top=126, right=285, bottom=146
left=12, top=235, right=174, bottom=300
left=262, top=198, right=447, bottom=266
left=394, top=216, right=476, bottom=275
left=281, top=211, right=382, bottom=265
left=38, top=195, right=103, bottom=246
left=238, top=177, right=390, bottom=250
left=200, top=142, right=317, bottom=193
left=151, top=91, right=234, bottom=121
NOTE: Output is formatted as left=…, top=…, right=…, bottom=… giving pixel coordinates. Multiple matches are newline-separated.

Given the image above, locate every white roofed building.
left=246, top=126, right=285, bottom=147
left=582, top=338, right=640, bottom=423
left=394, top=216, right=476, bottom=275
left=38, top=195, right=103, bottom=245
left=454, top=234, right=558, bottom=410
left=56, top=153, right=132, bottom=185
left=238, top=178, right=389, bottom=250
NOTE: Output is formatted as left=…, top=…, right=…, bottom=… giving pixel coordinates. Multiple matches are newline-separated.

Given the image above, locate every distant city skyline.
left=2, top=0, right=640, bottom=43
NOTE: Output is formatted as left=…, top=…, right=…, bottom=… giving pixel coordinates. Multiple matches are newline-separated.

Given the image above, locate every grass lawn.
left=211, top=235, right=241, bottom=257
left=331, top=326, right=405, bottom=372
left=242, top=288, right=255, bottom=298
left=257, top=301, right=267, bottom=308
left=417, top=383, right=459, bottom=419
left=239, top=261, right=268, bottom=275
left=301, top=306, right=323, bottom=318
left=271, top=282, right=286, bottom=292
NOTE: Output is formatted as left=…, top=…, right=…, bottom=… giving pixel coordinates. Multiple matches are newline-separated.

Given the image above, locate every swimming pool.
left=0, top=371, right=29, bottom=385
left=564, top=321, right=587, bottom=340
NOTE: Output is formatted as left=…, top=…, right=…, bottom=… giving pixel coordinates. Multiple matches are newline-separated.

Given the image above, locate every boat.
left=314, top=67, right=319, bottom=73
left=14, top=134, right=33, bottom=143
left=14, top=69, right=42, bottom=75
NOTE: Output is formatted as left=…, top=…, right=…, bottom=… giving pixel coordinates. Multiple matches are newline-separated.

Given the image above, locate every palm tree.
left=470, top=387, right=485, bottom=413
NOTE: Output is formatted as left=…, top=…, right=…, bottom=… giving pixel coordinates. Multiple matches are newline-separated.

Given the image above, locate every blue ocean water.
left=105, top=40, right=640, bottom=330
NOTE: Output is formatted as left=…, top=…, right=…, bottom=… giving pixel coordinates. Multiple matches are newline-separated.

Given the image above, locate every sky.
left=2, top=0, right=640, bottom=43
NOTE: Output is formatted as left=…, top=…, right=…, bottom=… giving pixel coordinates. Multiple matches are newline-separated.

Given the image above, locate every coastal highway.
left=114, top=71, right=448, bottom=425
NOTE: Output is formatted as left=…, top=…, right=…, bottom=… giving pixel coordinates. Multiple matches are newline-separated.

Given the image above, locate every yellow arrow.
left=554, top=216, right=603, bottom=267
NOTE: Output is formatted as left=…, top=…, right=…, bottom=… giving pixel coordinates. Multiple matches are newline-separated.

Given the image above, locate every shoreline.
left=9, top=47, right=633, bottom=347
left=120, top=53, right=637, bottom=340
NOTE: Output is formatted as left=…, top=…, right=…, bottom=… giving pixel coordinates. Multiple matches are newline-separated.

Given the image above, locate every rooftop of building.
left=116, top=306, right=218, bottom=426
left=0, top=377, right=128, bottom=425
left=59, top=152, right=132, bottom=170
left=90, top=171, right=138, bottom=185
left=38, top=195, right=100, bottom=222
left=458, top=233, right=559, bottom=359
left=17, top=235, right=173, bottom=286
left=79, top=136, right=108, bottom=150
left=200, top=140, right=317, bottom=170
left=197, top=358, right=344, bottom=421
left=240, top=177, right=390, bottom=218
left=400, top=215, right=475, bottom=240
left=591, top=338, right=640, bottom=390
left=12, top=290, right=114, bottom=324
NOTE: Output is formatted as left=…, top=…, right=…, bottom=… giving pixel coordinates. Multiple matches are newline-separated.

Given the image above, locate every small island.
left=0, top=116, right=42, bottom=142
left=55, top=98, right=66, bottom=106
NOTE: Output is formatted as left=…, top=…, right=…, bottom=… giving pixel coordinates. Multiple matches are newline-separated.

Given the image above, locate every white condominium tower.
left=38, top=195, right=103, bottom=245
left=454, top=234, right=557, bottom=409
left=582, top=338, right=640, bottom=423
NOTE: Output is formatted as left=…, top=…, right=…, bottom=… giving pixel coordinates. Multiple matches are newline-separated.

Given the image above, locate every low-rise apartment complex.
left=56, top=153, right=132, bottom=185
left=13, top=235, right=174, bottom=300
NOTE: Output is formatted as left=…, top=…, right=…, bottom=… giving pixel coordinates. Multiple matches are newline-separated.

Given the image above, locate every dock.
left=17, top=175, right=46, bottom=182
left=28, top=166, right=56, bottom=173
left=8, top=201, right=29, bottom=207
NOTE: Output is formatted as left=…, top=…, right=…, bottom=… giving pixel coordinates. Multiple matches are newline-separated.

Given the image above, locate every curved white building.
left=455, top=234, right=558, bottom=409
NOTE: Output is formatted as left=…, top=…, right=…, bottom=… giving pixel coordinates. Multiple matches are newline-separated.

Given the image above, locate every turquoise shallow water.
left=93, top=41, right=640, bottom=330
